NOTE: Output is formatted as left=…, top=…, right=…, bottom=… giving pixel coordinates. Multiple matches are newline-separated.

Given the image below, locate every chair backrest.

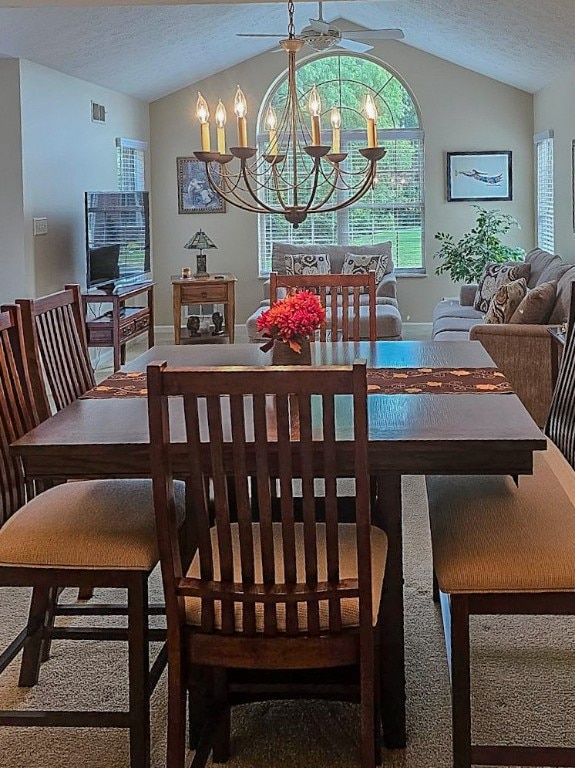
left=270, top=272, right=377, bottom=342
left=17, top=284, right=95, bottom=421
left=148, top=361, right=372, bottom=638
left=0, top=305, right=40, bottom=527
left=546, top=293, right=575, bottom=469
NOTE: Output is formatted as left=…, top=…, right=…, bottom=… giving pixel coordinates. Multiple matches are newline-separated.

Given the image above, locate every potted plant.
left=434, top=205, right=525, bottom=284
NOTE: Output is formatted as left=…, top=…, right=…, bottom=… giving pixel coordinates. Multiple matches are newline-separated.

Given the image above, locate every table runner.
left=81, top=367, right=513, bottom=399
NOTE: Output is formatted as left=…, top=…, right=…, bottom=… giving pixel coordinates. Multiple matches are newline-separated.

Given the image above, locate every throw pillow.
left=509, top=280, right=557, bottom=324
left=473, top=262, right=531, bottom=313
left=341, top=253, right=390, bottom=286
left=284, top=253, right=331, bottom=276
left=485, top=278, right=528, bottom=324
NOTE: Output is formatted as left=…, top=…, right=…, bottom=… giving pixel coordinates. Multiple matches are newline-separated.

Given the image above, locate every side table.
left=172, top=274, right=236, bottom=344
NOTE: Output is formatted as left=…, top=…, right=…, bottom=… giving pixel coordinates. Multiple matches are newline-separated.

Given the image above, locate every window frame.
left=534, top=130, right=554, bottom=253
left=256, top=52, right=424, bottom=276
left=116, top=137, right=148, bottom=192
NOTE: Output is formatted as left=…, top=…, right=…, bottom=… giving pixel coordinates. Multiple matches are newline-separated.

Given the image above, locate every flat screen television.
left=85, top=191, right=151, bottom=290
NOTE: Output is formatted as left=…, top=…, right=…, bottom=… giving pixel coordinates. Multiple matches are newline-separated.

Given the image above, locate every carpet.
left=1, top=476, right=574, bottom=767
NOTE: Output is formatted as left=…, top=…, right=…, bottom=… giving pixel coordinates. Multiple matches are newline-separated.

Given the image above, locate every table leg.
left=375, top=472, right=406, bottom=749
left=173, top=286, right=181, bottom=345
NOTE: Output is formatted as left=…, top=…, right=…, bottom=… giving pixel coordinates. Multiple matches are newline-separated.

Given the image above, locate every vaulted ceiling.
left=1, top=0, right=575, bottom=102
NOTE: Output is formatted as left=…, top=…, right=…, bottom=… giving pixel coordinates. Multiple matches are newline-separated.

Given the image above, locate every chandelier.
left=193, top=0, right=387, bottom=228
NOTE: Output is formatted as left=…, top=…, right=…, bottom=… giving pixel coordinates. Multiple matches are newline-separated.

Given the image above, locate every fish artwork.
left=455, top=169, right=503, bottom=185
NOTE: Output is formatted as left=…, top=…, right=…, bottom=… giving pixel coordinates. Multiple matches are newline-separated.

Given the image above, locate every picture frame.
left=446, top=151, right=512, bottom=202
left=176, top=156, right=226, bottom=214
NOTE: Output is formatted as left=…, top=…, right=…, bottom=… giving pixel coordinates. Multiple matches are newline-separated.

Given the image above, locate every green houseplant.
left=434, top=206, right=525, bottom=284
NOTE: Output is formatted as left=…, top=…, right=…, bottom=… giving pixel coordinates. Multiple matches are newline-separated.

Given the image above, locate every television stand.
left=83, top=282, right=155, bottom=371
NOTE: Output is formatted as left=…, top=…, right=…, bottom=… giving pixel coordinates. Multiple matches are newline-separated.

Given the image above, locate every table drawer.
left=134, top=315, right=150, bottom=333
left=180, top=283, right=228, bottom=303
left=120, top=320, right=136, bottom=341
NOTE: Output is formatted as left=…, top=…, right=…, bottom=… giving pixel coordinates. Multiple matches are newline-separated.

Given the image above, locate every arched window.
left=258, top=53, right=424, bottom=274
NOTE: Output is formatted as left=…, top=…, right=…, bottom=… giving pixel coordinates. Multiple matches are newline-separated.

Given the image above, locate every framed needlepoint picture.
left=176, top=157, right=226, bottom=214
left=446, top=151, right=512, bottom=202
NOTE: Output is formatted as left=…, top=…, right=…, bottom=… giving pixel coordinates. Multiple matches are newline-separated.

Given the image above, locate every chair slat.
left=322, top=394, right=342, bottom=632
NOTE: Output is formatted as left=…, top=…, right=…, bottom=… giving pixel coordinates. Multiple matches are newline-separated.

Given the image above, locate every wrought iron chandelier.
left=194, top=0, right=387, bottom=227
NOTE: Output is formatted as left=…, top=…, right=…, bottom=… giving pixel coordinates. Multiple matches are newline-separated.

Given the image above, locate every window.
left=258, top=54, right=424, bottom=274
left=535, top=131, right=554, bottom=253
left=116, top=137, right=148, bottom=192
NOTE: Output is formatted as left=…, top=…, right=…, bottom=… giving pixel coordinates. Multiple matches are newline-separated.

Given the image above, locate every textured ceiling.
left=0, top=1, right=574, bottom=102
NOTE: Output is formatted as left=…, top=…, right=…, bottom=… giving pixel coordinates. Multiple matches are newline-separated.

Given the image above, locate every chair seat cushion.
left=427, top=440, right=575, bottom=594
left=185, top=522, right=387, bottom=632
left=0, top=479, right=185, bottom=571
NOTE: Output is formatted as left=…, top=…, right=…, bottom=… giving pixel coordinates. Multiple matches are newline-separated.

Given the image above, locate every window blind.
left=116, top=137, right=147, bottom=192
left=535, top=134, right=554, bottom=253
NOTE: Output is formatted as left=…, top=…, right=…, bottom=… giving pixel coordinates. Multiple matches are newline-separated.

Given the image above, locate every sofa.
left=432, top=247, right=575, bottom=426
left=246, top=242, right=402, bottom=342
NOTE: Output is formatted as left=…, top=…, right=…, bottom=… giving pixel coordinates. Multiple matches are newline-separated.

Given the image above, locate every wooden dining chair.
left=0, top=303, right=185, bottom=768
left=426, top=296, right=575, bottom=767
left=147, top=360, right=387, bottom=768
left=16, top=284, right=96, bottom=422
left=270, top=271, right=377, bottom=341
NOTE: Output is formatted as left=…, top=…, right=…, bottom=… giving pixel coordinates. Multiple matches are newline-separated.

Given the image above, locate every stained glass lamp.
left=184, top=229, right=217, bottom=277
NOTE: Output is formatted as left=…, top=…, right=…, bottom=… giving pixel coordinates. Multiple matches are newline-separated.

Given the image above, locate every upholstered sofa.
left=246, top=242, right=402, bottom=342
left=432, top=248, right=575, bottom=426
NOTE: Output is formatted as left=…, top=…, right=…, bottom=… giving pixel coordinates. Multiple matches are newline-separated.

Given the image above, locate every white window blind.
left=535, top=132, right=554, bottom=253
left=116, top=137, right=147, bottom=192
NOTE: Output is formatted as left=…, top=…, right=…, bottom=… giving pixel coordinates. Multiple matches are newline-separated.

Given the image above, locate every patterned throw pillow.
left=284, top=253, right=331, bottom=276
left=509, top=280, right=557, bottom=324
left=484, top=278, right=528, bottom=324
left=473, top=262, right=531, bottom=313
left=341, top=253, right=390, bottom=286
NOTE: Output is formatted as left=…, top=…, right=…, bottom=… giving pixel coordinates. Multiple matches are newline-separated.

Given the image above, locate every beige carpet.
left=1, top=476, right=575, bottom=767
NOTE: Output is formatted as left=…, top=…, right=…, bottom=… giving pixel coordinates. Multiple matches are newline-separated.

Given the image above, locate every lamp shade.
left=184, top=229, right=217, bottom=251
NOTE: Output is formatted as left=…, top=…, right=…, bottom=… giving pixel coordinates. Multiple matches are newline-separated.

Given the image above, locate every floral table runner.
left=81, top=367, right=513, bottom=399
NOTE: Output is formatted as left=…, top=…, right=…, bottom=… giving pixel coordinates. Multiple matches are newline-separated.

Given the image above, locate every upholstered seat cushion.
left=0, top=479, right=186, bottom=571
left=185, top=522, right=387, bottom=631
left=427, top=441, right=575, bottom=594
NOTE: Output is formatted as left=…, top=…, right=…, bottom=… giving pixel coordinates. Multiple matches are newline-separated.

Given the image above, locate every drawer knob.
left=201, top=291, right=208, bottom=299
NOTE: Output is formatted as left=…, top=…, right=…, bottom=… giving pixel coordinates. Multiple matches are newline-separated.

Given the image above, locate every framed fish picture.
left=446, top=151, right=512, bottom=202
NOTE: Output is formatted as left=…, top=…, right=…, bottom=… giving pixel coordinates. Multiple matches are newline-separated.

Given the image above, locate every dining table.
left=10, top=340, right=546, bottom=749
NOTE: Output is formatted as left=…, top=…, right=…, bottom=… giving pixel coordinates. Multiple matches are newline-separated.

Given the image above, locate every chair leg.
left=127, top=575, right=150, bottom=768
left=18, top=586, right=53, bottom=687
left=167, top=657, right=187, bottom=768
left=212, top=668, right=231, bottom=763
left=432, top=569, right=440, bottom=604
left=451, top=595, right=472, bottom=768
left=77, top=586, right=94, bottom=600
left=360, top=632, right=376, bottom=768
left=188, top=666, right=210, bottom=749
left=40, top=587, right=60, bottom=663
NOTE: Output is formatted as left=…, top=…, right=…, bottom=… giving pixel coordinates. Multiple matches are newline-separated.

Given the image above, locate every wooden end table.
left=172, top=273, right=236, bottom=344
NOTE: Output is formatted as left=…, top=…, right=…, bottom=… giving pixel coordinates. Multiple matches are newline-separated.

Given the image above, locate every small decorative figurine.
left=212, top=311, right=224, bottom=336
left=181, top=266, right=191, bottom=279
left=187, top=315, right=201, bottom=337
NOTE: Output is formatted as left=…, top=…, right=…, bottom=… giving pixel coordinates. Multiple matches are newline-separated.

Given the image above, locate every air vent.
left=91, top=101, right=106, bottom=124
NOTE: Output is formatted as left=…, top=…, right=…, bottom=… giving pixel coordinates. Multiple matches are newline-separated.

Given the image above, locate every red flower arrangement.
left=257, top=290, right=326, bottom=353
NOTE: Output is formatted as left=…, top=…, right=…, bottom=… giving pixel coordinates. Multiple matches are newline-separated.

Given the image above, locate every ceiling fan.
left=237, top=1, right=404, bottom=54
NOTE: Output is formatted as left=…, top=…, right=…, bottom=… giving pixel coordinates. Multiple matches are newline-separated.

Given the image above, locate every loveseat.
left=432, top=248, right=575, bottom=426
left=246, top=242, right=402, bottom=342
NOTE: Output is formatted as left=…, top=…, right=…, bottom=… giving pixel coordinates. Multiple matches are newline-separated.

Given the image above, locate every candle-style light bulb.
left=234, top=85, right=248, bottom=147
left=308, top=85, right=322, bottom=146
left=363, top=93, right=378, bottom=148
left=330, top=107, right=341, bottom=154
left=265, top=105, right=278, bottom=156
left=215, top=99, right=227, bottom=155
left=196, top=91, right=211, bottom=151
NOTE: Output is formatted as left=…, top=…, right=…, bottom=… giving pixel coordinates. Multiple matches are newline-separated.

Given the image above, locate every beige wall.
left=0, top=60, right=31, bottom=304
left=150, top=41, right=534, bottom=325
left=534, top=67, right=575, bottom=263
left=7, top=59, right=150, bottom=300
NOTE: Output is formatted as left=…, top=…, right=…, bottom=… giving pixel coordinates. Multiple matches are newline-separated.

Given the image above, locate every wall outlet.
left=33, top=217, right=48, bottom=235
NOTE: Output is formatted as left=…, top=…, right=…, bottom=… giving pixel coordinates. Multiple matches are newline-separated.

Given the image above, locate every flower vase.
left=272, top=337, right=312, bottom=366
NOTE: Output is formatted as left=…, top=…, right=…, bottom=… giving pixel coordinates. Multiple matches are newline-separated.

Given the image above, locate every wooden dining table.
left=11, top=340, right=546, bottom=749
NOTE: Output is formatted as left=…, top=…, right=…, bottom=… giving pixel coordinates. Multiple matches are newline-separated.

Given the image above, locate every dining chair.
left=270, top=271, right=377, bottom=341
left=147, top=360, right=387, bottom=768
left=426, top=297, right=575, bottom=767
left=16, top=284, right=96, bottom=423
left=0, top=303, right=185, bottom=768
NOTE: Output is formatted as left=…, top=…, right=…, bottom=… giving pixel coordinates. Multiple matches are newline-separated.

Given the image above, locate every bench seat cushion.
left=427, top=440, right=575, bottom=594
left=0, top=479, right=186, bottom=571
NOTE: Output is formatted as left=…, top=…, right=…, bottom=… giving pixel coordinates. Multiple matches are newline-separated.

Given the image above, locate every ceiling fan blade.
left=236, top=33, right=284, bottom=38
left=336, top=38, right=373, bottom=54
left=343, top=29, right=405, bottom=40
left=309, top=17, right=331, bottom=33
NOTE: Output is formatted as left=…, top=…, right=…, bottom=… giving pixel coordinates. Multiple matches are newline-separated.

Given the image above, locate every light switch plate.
left=33, top=217, right=48, bottom=235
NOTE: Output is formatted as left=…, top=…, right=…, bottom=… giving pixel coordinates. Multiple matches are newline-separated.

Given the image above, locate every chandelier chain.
left=287, top=0, right=295, bottom=39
